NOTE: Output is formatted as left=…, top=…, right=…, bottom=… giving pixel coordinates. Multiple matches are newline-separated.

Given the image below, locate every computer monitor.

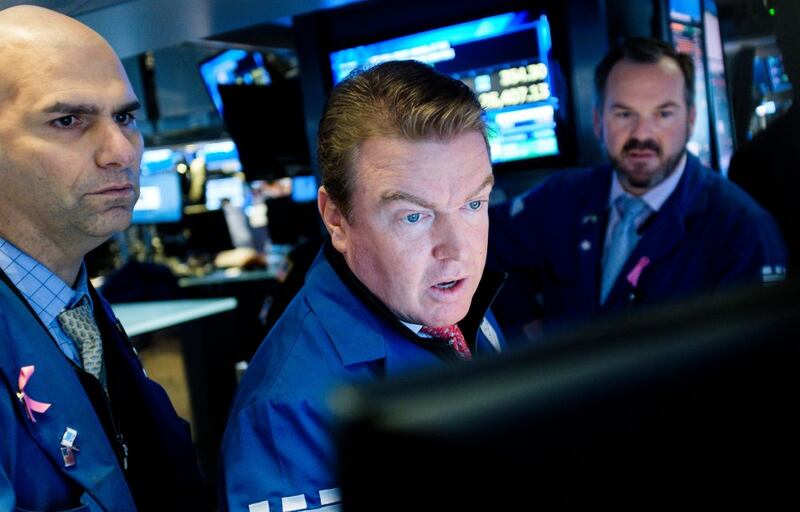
left=205, top=176, right=247, bottom=210
left=183, top=209, right=235, bottom=257
left=132, top=148, right=183, bottom=224
left=202, top=140, right=243, bottom=173
left=333, top=280, right=800, bottom=508
left=291, top=175, right=318, bottom=203
left=199, top=49, right=272, bottom=118
left=217, top=79, right=311, bottom=181
left=328, top=9, right=568, bottom=166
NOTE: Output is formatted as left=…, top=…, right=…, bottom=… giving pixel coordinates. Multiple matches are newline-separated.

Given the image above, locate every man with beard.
left=0, top=5, right=207, bottom=511
left=489, top=37, right=787, bottom=338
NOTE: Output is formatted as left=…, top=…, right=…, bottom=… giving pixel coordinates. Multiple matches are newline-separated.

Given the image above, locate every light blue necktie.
left=601, top=195, right=649, bottom=304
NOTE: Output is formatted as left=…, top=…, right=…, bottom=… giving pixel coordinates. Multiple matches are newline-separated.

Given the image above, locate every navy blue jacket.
left=0, top=269, right=207, bottom=511
left=219, top=245, right=505, bottom=511
left=489, top=154, right=788, bottom=331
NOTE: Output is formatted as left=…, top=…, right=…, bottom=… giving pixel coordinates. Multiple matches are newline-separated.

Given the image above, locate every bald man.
left=0, top=6, right=207, bottom=511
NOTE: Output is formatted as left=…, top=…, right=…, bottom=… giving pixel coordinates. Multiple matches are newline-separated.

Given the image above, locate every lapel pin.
left=17, top=365, right=51, bottom=422
left=580, top=240, right=592, bottom=251
left=60, top=446, right=77, bottom=467
left=60, top=427, right=80, bottom=468
left=582, top=214, right=598, bottom=224
left=627, top=256, right=651, bottom=288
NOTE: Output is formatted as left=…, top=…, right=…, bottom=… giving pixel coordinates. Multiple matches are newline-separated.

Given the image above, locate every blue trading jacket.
left=489, top=153, right=788, bottom=330
left=0, top=270, right=207, bottom=511
left=220, top=246, right=505, bottom=511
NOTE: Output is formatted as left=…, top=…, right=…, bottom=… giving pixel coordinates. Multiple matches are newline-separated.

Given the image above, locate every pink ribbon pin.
left=627, top=256, right=651, bottom=288
left=17, top=365, right=51, bottom=422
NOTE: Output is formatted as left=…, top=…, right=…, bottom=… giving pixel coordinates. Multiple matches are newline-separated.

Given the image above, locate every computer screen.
left=703, top=0, right=735, bottom=173
left=199, top=49, right=272, bottom=118
left=670, top=19, right=712, bottom=166
left=201, top=140, right=243, bottom=173
left=328, top=10, right=565, bottom=165
left=205, top=176, right=247, bottom=210
left=291, top=175, right=318, bottom=203
left=132, top=148, right=183, bottom=224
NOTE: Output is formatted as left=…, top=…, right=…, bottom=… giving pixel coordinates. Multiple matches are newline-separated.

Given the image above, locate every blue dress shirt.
left=0, top=237, right=93, bottom=366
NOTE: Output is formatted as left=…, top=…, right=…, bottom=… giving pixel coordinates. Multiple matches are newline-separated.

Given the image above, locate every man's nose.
left=95, top=121, right=140, bottom=170
left=630, top=115, right=656, bottom=140
left=432, top=213, right=469, bottom=261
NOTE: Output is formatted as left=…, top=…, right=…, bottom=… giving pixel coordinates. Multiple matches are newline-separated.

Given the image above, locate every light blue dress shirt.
left=0, top=237, right=93, bottom=366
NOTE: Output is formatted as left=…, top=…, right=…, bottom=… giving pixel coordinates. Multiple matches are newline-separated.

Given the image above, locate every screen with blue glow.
left=329, top=11, right=562, bottom=164
left=133, top=149, right=183, bottom=224
left=205, top=176, right=247, bottom=210
left=670, top=0, right=702, bottom=23
left=203, top=140, right=243, bottom=172
left=199, top=49, right=272, bottom=117
left=291, top=175, right=318, bottom=202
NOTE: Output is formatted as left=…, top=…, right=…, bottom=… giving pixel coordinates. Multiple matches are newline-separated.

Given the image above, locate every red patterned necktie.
left=420, top=324, right=472, bottom=361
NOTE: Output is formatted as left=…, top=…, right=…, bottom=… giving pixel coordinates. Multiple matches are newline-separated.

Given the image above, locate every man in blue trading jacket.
left=220, top=60, right=505, bottom=511
left=490, top=37, right=787, bottom=337
left=0, top=6, right=207, bottom=511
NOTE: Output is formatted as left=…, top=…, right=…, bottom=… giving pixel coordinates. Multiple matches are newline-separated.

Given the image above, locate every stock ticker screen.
left=328, top=11, right=563, bottom=165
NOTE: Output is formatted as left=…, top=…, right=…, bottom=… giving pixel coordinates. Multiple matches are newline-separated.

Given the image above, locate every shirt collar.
left=609, top=152, right=688, bottom=212
left=0, top=236, right=90, bottom=321
left=400, top=321, right=424, bottom=335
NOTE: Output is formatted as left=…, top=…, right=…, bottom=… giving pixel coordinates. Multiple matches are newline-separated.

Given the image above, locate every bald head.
left=0, top=4, right=108, bottom=44
left=0, top=4, right=142, bottom=285
left=0, top=5, right=119, bottom=104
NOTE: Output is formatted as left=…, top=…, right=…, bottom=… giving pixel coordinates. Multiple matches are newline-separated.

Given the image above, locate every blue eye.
left=468, top=200, right=483, bottom=211
left=404, top=213, right=421, bottom=224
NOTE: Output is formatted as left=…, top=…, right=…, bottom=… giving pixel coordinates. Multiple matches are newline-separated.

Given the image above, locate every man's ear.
left=687, top=105, right=697, bottom=135
left=318, top=186, right=349, bottom=254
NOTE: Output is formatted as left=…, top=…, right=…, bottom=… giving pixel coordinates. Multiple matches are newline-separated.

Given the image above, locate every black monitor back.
left=219, top=79, right=310, bottom=181
left=334, top=279, right=800, bottom=509
left=183, top=209, right=235, bottom=257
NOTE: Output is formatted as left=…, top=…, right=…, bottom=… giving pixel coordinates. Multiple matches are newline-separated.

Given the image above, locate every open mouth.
left=435, top=280, right=459, bottom=290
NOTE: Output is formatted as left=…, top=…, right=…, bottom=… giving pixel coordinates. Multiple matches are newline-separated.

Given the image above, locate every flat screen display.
left=199, top=49, right=272, bottom=117
left=328, top=11, right=563, bottom=165
left=205, top=176, right=246, bottom=210
left=703, top=0, right=735, bottom=173
left=202, top=140, right=243, bottom=173
left=671, top=20, right=712, bottom=167
left=291, top=175, right=318, bottom=203
left=132, top=149, right=183, bottom=224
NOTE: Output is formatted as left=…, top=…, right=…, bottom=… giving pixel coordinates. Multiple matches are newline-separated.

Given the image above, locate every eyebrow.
left=380, top=174, right=495, bottom=209
left=609, top=100, right=681, bottom=110
left=42, top=100, right=142, bottom=116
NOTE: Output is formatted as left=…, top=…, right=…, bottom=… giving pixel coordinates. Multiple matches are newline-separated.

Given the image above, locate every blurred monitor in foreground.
left=333, top=279, right=800, bottom=509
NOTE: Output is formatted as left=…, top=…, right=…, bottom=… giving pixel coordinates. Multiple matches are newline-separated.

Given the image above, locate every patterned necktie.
left=57, top=297, right=105, bottom=384
left=601, top=195, right=649, bottom=304
left=420, top=324, right=472, bottom=361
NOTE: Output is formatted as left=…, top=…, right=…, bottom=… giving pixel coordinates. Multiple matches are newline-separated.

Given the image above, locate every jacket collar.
left=307, top=242, right=504, bottom=368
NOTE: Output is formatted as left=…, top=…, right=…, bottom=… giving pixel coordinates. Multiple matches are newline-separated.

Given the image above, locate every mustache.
left=622, top=138, right=662, bottom=154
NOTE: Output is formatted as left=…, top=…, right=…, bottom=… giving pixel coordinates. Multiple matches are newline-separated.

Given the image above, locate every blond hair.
left=318, top=60, right=487, bottom=219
